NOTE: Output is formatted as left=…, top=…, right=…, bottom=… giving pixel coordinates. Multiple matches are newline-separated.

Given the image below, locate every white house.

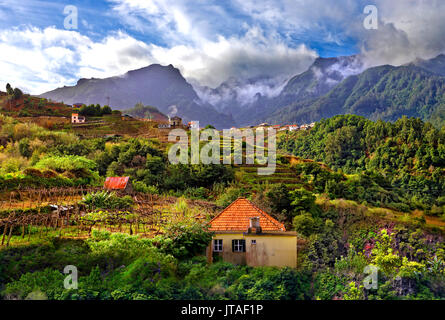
left=71, top=113, right=86, bottom=124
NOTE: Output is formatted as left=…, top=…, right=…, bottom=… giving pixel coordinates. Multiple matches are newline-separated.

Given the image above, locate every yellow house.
left=206, top=198, right=297, bottom=268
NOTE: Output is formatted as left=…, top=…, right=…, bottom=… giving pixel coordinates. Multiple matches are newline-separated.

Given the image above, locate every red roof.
left=104, top=177, right=129, bottom=190
left=208, top=198, right=285, bottom=232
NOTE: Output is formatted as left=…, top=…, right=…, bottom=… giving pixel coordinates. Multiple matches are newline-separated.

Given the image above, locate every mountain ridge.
left=40, top=54, right=445, bottom=129
left=265, top=63, right=445, bottom=127
left=40, top=64, right=235, bottom=129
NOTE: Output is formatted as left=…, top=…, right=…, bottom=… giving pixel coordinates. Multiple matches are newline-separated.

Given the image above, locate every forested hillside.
left=268, top=66, right=445, bottom=128
left=122, top=103, right=168, bottom=122
left=278, top=115, right=445, bottom=212
left=1, top=113, right=444, bottom=300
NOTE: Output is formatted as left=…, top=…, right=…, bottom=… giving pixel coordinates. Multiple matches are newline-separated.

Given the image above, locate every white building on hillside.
left=71, top=113, right=86, bottom=124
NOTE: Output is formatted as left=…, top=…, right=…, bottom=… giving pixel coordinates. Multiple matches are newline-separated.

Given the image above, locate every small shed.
left=170, top=116, right=182, bottom=127
left=104, top=177, right=133, bottom=194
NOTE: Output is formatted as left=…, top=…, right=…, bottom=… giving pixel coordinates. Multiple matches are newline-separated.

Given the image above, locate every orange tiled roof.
left=208, top=198, right=285, bottom=232
left=104, top=177, right=129, bottom=190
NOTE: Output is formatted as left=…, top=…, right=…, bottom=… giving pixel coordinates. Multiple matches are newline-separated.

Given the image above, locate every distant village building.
left=207, top=198, right=297, bottom=268
left=288, top=125, right=299, bottom=131
left=104, top=177, right=133, bottom=194
left=188, top=121, right=199, bottom=130
left=72, top=103, right=84, bottom=109
left=170, top=116, right=183, bottom=127
left=158, top=116, right=184, bottom=129
left=71, top=113, right=86, bottom=124
left=122, top=114, right=134, bottom=121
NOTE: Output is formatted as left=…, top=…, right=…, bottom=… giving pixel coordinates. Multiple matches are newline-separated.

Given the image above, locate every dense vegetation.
left=1, top=203, right=443, bottom=300
left=0, top=229, right=311, bottom=300
left=278, top=115, right=445, bottom=216
left=123, top=103, right=167, bottom=121
left=1, top=111, right=444, bottom=300
left=0, top=114, right=233, bottom=193
left=78, top=104, right=112, bottom=117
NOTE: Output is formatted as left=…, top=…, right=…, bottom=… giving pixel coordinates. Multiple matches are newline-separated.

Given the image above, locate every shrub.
left=3, top=269, right=65, bottom=300
left=86, top=230, right=157, bottom=267
left=155, top=220, right=213, bottom=259
left=132, top=181, right=159, bottom=194
left=23, top=168, right=44, bottom=178
left=313, top=272, right=347, bottom=300
left=35, top=155, right=97, bottom=172
left=81, top=191, right=134, bottom=210
left=216, top=187, right=247, bottom=207
left=293, top=212, right=316, bottom=237
left=227, top=267, right=311, bottom=300
left=0, top=156, right=28, bottom=174
left=42, top=170, right=58, bottom=178
left=266, top=183, right=292, bottom=214
left=183, top=187, right=208, bottom=199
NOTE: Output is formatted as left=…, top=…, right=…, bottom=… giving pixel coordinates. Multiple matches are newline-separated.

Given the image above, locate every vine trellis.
left=0, top=187, right=216, bottom=247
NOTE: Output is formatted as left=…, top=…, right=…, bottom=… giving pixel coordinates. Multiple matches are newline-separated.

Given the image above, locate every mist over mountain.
left=265, top=61, right=445, bottom=128
left=190, top=55, right=365, bottom=127
left=224, top=55, right=365, bottom=126
left=194, top=75, right=288, bottom=114
left=410, top=54, right=445, bottom=76
left=40, top=64, right=235, bottom=129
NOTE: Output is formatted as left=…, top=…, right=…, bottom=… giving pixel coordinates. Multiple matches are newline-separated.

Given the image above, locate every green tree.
left=293, top=213, right=316, bottom=237
left=102, top=105, right=112, bottom=115
left=370, top=229, right=402, bottom=276
left=343, top=282, right=365, bottom=300
left=266, top=183, right=292, bottom=214
left=289, top=188, right=317, bottom=215
left=6, top=83, right=13, bottom=95
left=13, top=88, right=23, bottom=100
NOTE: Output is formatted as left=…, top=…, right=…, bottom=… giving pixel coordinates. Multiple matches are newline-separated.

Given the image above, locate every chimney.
left=248, top=217, right=262, bottom=234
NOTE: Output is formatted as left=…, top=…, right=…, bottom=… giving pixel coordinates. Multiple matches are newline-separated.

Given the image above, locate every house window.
left=232, top=239, right=246, bottom=252
left=251, top=240, right=256, bottom=245
left=213, top=239, right=223, bottom=252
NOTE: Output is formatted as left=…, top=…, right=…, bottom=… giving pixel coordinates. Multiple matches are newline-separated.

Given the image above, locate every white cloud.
left=360, top=0, right=445, bottom=67
left=1, top=0, right=445, bottom=98
left=148, top=29, right=317, bottom=88
left=0, top=27, right=157, bottom=94
left=0, top=24, right=317, bottom=94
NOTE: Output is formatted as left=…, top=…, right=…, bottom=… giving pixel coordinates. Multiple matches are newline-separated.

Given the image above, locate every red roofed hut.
left=104, top=177, right=133, bottom=194
left=206, top=198, right=297, bottom=267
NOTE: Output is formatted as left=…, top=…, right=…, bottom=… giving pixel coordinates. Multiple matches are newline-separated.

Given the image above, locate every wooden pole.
left=1, top=224, right=8, bottom=246
left=6, top=224, right=13, bottom=247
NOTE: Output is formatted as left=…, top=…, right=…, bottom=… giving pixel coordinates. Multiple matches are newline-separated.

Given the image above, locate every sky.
left=0, top=0, right=445, bottom=94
